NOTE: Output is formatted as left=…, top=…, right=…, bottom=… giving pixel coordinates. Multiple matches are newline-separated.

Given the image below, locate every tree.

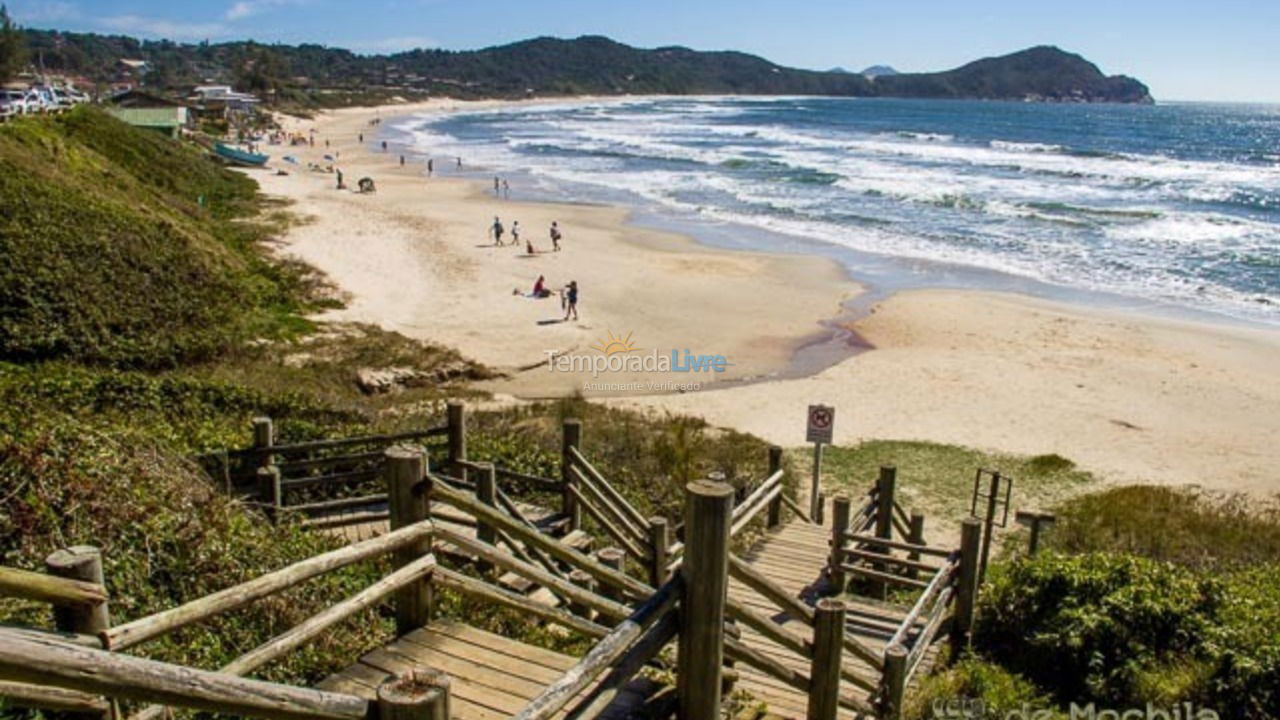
left=0, top=5, right=28, bottom=84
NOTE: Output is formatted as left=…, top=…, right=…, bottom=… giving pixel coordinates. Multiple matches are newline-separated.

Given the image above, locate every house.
left=116, top=59, right=151, bottom=81
left=105, top=89, right=190, bottom=138
left=190, top=85, right=261, bottom=114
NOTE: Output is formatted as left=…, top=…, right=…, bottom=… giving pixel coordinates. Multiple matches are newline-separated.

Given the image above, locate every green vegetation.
left=910, top=486, right=1280, bottom=720
left=811, top=440, right=1096, bottom=539
left=0, top=107, right=326, bottom=368
left=25, top=28, right=1150, bottom=104
left=0, top=5, right=24, bottom=84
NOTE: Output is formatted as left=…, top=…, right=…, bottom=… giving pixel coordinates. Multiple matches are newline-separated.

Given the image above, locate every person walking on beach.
left=563, top=281, right=579, bottom=321
left=381, top=140, right=388, bottom=152
left=502, top=179, right=510, bottom=199
left=427, top=158, right=434, bottom=176
left=491, top=216, right=505, bottom=246
left=494, top=176, right=501, bottom=196
left=359, top=133, right=364, bottom=143
left=456, top=156, right=462, bottom=169
left=550, top=221, right=562, bottom=252
left=512, top=220, right=521, bottom=248
left=336, top=168, right=344, bottom=190
left=399, top=155, right=405, bottom=167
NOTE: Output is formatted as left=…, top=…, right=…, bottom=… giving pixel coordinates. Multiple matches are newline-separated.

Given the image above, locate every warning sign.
left=806, top=405, right=835, bottom=444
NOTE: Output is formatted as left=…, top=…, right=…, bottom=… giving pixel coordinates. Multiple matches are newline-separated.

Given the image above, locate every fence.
left=4, top=408, right=981, bottom=720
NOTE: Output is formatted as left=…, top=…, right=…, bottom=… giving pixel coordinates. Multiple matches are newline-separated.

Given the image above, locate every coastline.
left=260, top=99, right=1280, bottom=494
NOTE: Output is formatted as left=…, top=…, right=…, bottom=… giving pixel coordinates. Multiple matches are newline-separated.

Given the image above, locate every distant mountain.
left=827, top=67, right=853, bottom=74
left=21, top=31, right=1153, bottom=104
left=874, top=46, right=1152, bottom=103
left=861, top=65, right=900, bottom=78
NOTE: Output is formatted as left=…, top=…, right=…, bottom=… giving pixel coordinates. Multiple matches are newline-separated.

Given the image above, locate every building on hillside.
left=105, top=89, right=190, bottom=138
left=190, top=85, right=261, bottom=115
left=115, top=59, right=151, bottom=81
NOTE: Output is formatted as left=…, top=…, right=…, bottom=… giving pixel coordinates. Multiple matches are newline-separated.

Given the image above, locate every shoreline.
left=260, top=99, right=1280, bottom=494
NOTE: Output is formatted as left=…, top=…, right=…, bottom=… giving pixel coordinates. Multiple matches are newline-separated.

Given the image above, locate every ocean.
left=390, top=97, right=1280, bottom=326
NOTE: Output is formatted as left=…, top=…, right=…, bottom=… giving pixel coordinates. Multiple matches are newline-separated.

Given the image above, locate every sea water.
left=391, top=97, right=1280, bottom=326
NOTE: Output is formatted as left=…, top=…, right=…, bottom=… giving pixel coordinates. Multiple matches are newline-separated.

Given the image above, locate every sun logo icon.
left=591, top=330, right=639, bottom=356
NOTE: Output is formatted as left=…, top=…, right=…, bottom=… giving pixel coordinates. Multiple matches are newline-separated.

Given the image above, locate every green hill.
left=25, top=30, right=1152, bottom=104
left=0, top=106, right=317, bottom=368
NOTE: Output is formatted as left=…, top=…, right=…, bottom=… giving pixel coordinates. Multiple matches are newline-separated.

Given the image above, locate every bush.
left=977, top=552, right=1221, bottom=704
left=908, top=659, right=1064, bottom=720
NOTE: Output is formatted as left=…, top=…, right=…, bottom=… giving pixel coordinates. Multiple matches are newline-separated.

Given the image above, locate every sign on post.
left=806, top=405, right=835, bottom=521
left=806, top=405, right=835, bottom=445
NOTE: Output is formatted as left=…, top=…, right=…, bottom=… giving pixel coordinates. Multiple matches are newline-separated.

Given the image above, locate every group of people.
left=493, top=176, right=511, bottom=199
left=490, top=217, right=563, bottom=254
left=529, top=275, right=580, bottom=321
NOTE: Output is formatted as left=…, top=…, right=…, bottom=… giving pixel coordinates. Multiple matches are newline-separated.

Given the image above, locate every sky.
left=8, top=0, right=1280, bottom=102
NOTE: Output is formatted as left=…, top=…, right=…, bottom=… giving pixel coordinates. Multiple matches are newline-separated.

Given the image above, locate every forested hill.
left=25, top=30, right=1153, bottom=104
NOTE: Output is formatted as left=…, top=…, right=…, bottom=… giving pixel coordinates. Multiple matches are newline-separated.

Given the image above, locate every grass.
left=806, top=440, right=1097, bottom=545
left=0, top=107, right=325, bottom=368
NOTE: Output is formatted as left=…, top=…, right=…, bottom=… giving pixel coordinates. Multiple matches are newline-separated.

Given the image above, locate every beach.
left=261, top=100, right=1280, bottom=495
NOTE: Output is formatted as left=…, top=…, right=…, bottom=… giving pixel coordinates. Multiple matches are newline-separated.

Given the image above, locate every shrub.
left=908, top=659, right=1064, bottom=720
left=976, top=552, right=1221, bottom=705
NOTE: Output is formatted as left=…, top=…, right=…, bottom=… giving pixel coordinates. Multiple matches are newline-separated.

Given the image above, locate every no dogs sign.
left=806, top=405, right=835, bottom=444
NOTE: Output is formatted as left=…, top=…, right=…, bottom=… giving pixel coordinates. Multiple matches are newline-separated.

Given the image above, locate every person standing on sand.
left=502, top=179, right=510, bottom=199
left=563, top=281, right=579, bottom=321
left=399, top=155, right=405, bottom=167
left=457, top=157, right=462, bottom=169
left=427, top=158, right=434, bottom=176
left=512, top=221, right=521, bottom=248
left=359, top=133, right=363, bottom=143
left=550, top=221, right=562, bottom=252
left=494, top=176, right=501, bottom=196
left=336, top=168, right=344, bottom=190
left=491, top=216, right=505, bottom=246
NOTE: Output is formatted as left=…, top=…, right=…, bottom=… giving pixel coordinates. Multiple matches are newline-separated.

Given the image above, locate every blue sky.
left=8, top=0, right=1279, bottom=102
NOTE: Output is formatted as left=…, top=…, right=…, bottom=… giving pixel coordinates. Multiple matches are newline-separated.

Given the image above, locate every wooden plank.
left=0, top=566, right=106, bottom=608
left=318, top=663, right=505, bottom=720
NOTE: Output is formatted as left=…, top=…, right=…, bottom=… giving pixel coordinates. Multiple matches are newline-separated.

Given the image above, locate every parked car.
left=0, top=89, right=29, bottom=117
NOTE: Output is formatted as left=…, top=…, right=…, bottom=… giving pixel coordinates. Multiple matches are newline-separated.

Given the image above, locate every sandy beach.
left=260, top=100, right=1280, bottom=495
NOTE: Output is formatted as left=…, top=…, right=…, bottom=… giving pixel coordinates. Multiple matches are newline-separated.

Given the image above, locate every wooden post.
left=476, top=463, right=497, bottom=575
left=446, top=402, right=467, bottom=480
left=648, top=516, right=669, bottom=587
left=46, top=546, right=111, bottom=720
left=387, top=446, right=432, bottom=634
left=252, top=416, right=274, bottom=469
left=257, top=465, right=282, bottom=524
left=766, top=446, right=784, bottom=529
left=377, top=669, right=450, bottom=720
left=875, top=466, right=897, bottom=540
left=828, top=496, right=850, bottom=595
left=722, top=620, right=740, bottom=696
left=562, top=419, right=583, bottom=532
left=979, top=471, right=1002, bottom=585
left=951, top=518, right=982, bottom=657
left=677, top=480, right=734, bottom=720
left=809, top=442, right=823, bottom=522
left=1016, top=511, right=1056, bottom=556
left=595, top=548, right=625, bottom=602
left=881, top=644, right=908, bottom=720
left=872, top=466, right=897, bottom=600
left=567, top=569, right=596, bottom=620
left=807, top=599, right=846, bottom=720
left=907, top=511, right=926, bottom=580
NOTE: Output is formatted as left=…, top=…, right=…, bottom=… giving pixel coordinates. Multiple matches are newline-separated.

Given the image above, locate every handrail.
left=730, top=483, right=783, bottom=538
left=128, top=553, right=438, bottom=720
left=275, top=450, right=385, bottom=473
left=841, top=531, right=954, bottom=558
left=568, top=447, right=651, bottom=533
left=105, top=519, right=434, bottom=650
left=214, top=427, right=448, bottom=460
left=568, top=465, right=648, bottom=544
left=431, top=480, right=653, bottom=601
left=494, top=488, right=569, bottom=580
left=887, top=557, right=959, bottom=649
left=433, top=566, right=607, bottom=639
left=0, top=566, right=107, bottom=608
left=279, top=469, right=379, bottom=492
left=905, top=586, right=954, bottom=682
left=733, top=470, right=784, bottom=521
left=566, top=482, right=653, bottom=562
left=494, top=466, right=564, bottom=490
left=0, top=630, right=370, bottom=720
left=564, top=611, right=679, bottom=720
left=513, top=576, right=683, bottom=720
left=841, top=546, right=946, bottom=574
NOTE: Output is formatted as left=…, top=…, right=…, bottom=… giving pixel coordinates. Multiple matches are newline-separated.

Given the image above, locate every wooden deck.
left=319, top=620, right=666, bottom=719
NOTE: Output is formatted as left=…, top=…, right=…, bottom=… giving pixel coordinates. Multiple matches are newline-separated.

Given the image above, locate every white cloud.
left=224, top=0, right=310, bottom=22
left=98, top=15, right=228, bottom=40
left=352, top=36, right=437, bottom=54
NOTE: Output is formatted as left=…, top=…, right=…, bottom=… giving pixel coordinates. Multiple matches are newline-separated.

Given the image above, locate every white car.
left=0, top=89, right=31, bottom=117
